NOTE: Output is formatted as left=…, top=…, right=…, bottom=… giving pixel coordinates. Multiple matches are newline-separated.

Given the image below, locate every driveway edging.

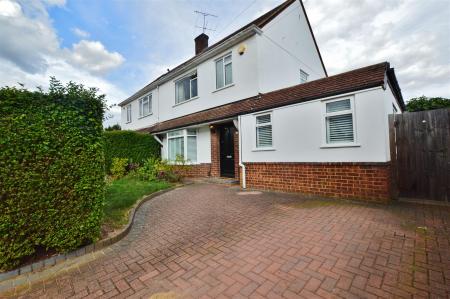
left=0, top=184, right=183, bottom=293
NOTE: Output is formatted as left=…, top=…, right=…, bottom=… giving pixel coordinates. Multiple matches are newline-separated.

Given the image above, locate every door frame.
left=218, top=123, right=236, bottom=178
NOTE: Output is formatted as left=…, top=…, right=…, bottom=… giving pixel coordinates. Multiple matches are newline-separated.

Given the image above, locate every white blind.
left=256, top=114, right=272, bottom=147
left=327, top=114, right=354, bottom=143
left=326, top=99, right=350, bottom=113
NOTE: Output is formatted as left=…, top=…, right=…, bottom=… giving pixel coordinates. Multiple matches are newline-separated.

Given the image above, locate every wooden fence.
left=389, top=108, right=449, bottom=202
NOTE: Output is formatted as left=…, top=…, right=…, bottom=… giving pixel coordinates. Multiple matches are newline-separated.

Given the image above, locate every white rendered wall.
left=160, top=125, right=211, bottom=164
left=240, top=87, right=392, bottom=163
left=121, top=89, right=159, bottom=131
left=256, top=0, right=326, bottom=93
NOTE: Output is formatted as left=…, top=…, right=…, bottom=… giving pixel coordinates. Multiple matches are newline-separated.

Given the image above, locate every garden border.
left=0, top=184, right=183, bottom=291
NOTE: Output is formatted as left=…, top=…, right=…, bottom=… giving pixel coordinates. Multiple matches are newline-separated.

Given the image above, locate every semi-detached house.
left=119, top=0, right=404, bottom=202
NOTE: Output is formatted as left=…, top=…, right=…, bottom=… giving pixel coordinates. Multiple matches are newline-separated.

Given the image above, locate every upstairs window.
left=139, top=94, right=152, bottom=117
left=324, top=98, right=355, bottom=144
left=167, top=129, right=197, bottom=163
left=300, top=69, right=309, bottom=83
left=215, top=53, right=232, bottom=89
left=175, top=72, right=198, bottom=104
left=256, top=113, right=273, bottom=148
left=126, top=104, right=132, bottom=123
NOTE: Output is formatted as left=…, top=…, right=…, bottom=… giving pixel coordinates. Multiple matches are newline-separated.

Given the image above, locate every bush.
left=104, top=131, right=160, bottom=173
left=137, top=157, right=184, bottom=182
left=0, top=79, right=106, bottom=270
left=406, top=96, right=450, bottom=112
left=110, top=158, right=128, bottom=178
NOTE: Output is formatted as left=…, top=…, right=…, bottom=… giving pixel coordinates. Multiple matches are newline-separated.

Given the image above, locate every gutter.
left=237, top=115, right=246, bottom=189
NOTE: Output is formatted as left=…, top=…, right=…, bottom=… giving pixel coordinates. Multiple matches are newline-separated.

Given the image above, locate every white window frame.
left=126, top=104, right=132, bottom=123
left=321, top=96, right=359, bottom=148
left=166, top=128, right=198, bottom=164
left=138, top=94, right=152, bottom=118
left=254, top=112, right=275, bottom=151
left=174, top=71, right=198, bottom=105
left=300, top=69, right=309, bottom=83
left=215, top=53, right=233, bottom=90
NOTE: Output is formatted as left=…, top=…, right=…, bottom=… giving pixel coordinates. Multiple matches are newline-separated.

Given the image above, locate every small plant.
left=110, top=158, right=128, bottom=178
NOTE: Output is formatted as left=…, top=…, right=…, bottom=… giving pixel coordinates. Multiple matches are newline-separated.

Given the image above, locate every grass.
left=104, top=176, right=172, bottom=227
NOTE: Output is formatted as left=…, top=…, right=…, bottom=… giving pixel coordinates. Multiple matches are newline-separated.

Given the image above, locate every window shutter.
left=327, top=114, right=354, bottom=143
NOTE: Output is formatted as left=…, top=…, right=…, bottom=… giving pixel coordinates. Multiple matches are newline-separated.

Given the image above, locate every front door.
left=219, top=125, right=235, bottom=178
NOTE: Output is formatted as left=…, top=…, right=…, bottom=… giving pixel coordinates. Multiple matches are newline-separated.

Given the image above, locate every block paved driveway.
left=11, top=183, right=450, bottom=298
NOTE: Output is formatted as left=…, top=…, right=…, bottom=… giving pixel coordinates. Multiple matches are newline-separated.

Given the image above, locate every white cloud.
left=71, top=27, right=90, bottom=38
left=303, top=0, right=450, bottom=100
left=0, top=0, right=126, bottom=126
left=0, top=0, right=21, bottom=17
left=66, top=40, right=124, bottom=75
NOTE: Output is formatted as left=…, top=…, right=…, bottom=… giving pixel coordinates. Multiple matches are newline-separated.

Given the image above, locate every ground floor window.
left=167, top=129, right=197, bottom=163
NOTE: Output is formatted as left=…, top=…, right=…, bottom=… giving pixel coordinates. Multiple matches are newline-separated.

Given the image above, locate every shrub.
left=110, top=158, right=128, bottom=178
left=104, top=130, right=160, bottom=173
left=137, top=156, right=187, bottom=183
left=0, top=79, right=106, bottom=270
left=406, top=96, right=450, bottom=112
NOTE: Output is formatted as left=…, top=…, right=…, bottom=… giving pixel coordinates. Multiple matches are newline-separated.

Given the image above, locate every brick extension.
left=244, top=162, right=391, bottom=202
left=8, top=183, right=450, bottom=298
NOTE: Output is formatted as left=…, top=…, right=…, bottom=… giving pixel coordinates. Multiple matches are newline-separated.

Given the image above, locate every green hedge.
left=104, top=130, right=160, bottom=173
left=0, top=79, right=106, bottom=270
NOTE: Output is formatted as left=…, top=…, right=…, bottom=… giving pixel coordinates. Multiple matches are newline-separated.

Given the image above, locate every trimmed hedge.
left=104, top=130, right=160, bottom=173
left=0, top=79, right=106, bottom=270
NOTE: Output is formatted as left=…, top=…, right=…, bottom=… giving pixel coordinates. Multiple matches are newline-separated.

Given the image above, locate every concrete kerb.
left=0, top=184, right=185, bottom=294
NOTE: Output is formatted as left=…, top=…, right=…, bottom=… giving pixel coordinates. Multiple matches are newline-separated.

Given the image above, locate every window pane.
left=216, top=59, right=224, bottom=89
left=186, top=129, right=197, bottom=135
left=257, top=125, right=272, bottom=147
left=191, top=78, right=197, bottom=98
left=176, top=81, right=185, bottom=103
left=225, top=62, right=232, bottom=85
left=326, top=113, right=354, bottom=143
left=168, top=130, right=183, bottom=137
left=148, top=95, right=152, bottom=113
left=326, top=99, right=351, bottom=113
left=139, top=99, right=142, bottom=117
left=224, top=55, right=232, bottom=64
left=168, top=137, right=184, bottom=160
left=256, top=114, right=271, bottom=124
left=187, top=136, right=197, bottom=162
left=183, top=79, right=190, bottom=100
left=143, top=100, right=149, bottom=115
left=300, top=69, right=309, bottom=83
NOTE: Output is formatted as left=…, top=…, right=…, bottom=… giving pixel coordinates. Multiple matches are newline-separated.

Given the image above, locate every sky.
left=1, top=0, right=449, bottom=126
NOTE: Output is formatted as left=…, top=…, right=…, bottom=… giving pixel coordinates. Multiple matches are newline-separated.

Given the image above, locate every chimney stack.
left=195, top=33, right=209, bottom=55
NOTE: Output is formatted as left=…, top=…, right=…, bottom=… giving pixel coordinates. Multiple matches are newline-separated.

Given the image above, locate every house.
left=119, top=0, right=404, bottom=202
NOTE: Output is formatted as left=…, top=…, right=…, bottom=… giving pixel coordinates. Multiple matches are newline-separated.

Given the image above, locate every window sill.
left=320, top=143, right=361, bottom=148
left=213, top=83, right=234, bottom=93
left=172, top=96, right=199, bottom=107
left=252, top=147, right=275, bottom=152
left=125, top=121, right=132, bottom=124
left=138, top=113, right=152, bottom=119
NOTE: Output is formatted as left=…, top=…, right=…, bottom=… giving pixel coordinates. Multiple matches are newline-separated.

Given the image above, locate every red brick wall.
left=210, top=128, right=220, bottom=177
left=243, top=162, right=392, bottom=202
left=174, top=163, right=211, bottom=177
left=233, top=128, right=240, bottom=180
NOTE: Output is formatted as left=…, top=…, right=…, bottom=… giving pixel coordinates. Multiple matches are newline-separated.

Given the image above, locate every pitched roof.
left=138, top=62, right=404, bottom=134
left=119, top=0, right=327, bottom=106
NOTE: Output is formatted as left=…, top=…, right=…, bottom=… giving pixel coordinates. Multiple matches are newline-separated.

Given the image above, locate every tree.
left=105, top=124, right=121, bottom=131
left=406, top=96, right=450, bottom=112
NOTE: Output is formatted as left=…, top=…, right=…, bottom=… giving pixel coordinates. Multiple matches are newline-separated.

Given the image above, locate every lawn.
left=104, top=176, right=172, bottom=228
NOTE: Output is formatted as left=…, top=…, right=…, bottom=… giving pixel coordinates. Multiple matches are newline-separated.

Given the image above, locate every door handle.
left=226, top=155, right=232, bottom=158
